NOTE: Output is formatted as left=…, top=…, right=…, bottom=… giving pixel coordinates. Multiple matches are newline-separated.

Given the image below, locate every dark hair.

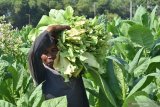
left=48, top=36, right=58, bottom=47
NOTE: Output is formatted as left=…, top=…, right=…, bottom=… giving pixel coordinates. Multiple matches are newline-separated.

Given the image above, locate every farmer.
left=28, top=25, right=89, bottom=107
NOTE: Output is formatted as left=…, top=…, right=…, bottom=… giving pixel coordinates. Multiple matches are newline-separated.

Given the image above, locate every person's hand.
left=46, top=25, right=71, bottom=37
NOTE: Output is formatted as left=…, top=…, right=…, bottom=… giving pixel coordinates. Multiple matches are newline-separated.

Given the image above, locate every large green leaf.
left=87, top=66, right=117, bottom=107
left=36, top=15, right=57, bottom=28
left=128, top=24, right=154, bottom=49
left=107, top=23, right=119, bottom=35
left=0, top=100, right=16, bottom=107
left=142, top=13, right=149, bottom=27
left=49, top=9, right=64, bottom=19
left=41, top=96, right=67, bottom=107
left=0, top=64, right=18, bottom=103
left=123, top=91, right=159, bottom=107
left=113, top=42, right=128, bottom=60
left=129, top=48, right=144, bottom=74
left=28, top=14, right=65, bottom=41
left=119, top=23, right=131, bottom=37
left=49, top=9, right=67, bottom=24
left=0, top=82, right=13, bottom=103
left=108, top=36, right=136, bottom=60
left=107, top=56, right=128, bottom=72
left=7, top=64, right=19, bottom=91
left=150, top=39, right=160, bottom=57
left=83, top=77, right=99, bottom=98
left=146, top=56, right=160, bottom=74
left=121, top=20, right=137, bottom=26
left=107, top=59, right=127, bottom=101
left=64, top=6, right=74, bottom=19
left=15, top=69, right=24, bottom=92
left=28, top=28, right=39, bottom=41
left=150, top=5, right=158, bottom=30
left=0, top=60, right=9, bottom=70
left=142, top=82, right=156, bottom=95
left=80, top=52, right=100, bottom=69
left=127, top=73, right=157, bottom=98
left=83, top=76, right=99, bottom=107
left=29, top=83, right=44, bottom=107
left=16, top=93, right=29, bottom=107
left=133, top=57, right=150, bottom=77
left=98, top=89, right=114, bottom=107
left=134, top=95, right=159, bottom=107
left=133, top=6, right=147, bottom=25
left=0, top=60, right=9, bottom=81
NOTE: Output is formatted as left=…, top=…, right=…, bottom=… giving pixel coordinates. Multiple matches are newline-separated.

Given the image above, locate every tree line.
left=0, top=0, right=159, bottom=28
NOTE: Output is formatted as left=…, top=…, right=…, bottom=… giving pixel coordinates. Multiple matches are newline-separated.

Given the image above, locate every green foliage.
left=123, top=91, right=159, bottom=107
left=41, top=96, right=67, bottom=107
left=0, top=16, right=69, bottom=107
left=0, top=100, right=16, bottom=107
left=3, top=0, right=160, bottom=28
left=106, top=5, right=160, bottom=106
left=1, top=5, right=160, bottom=107
left=128, top=25, right=154, bottom=49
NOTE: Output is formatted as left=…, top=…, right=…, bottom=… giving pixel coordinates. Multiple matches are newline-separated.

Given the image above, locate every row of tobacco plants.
left=0, top=6, right=160, bottom=107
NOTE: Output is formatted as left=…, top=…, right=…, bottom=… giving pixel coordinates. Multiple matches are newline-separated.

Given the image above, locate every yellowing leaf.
left=75, top=20, right=86, bottom=26
left=53, top=52, right=76, bottom=76
left=66, top=28, right=86, bottom=37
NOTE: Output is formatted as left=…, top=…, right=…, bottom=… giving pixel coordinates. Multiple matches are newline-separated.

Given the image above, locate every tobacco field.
left=0, top=6, right=160, bottom=107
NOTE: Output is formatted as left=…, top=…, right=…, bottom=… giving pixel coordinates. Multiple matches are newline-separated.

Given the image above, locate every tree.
left=0, top=0, right=160, bottom=28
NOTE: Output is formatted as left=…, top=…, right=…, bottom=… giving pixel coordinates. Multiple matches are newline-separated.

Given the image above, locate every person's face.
left=41, top=44, right=59, bottom=69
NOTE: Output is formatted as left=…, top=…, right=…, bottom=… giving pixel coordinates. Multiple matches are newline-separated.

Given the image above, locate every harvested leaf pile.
left=28, top=6, right=110, bottom=79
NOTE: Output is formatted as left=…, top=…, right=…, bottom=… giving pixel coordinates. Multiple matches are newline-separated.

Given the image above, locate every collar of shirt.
left=43, top=63, right=60, bottom=75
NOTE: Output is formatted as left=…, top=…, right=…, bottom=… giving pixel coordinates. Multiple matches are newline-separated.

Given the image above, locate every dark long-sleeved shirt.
left=28, top=30, right=89, bottom=107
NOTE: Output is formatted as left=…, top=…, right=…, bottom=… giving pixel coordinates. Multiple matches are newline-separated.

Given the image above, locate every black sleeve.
left=28, top=30, right=53, bottom=85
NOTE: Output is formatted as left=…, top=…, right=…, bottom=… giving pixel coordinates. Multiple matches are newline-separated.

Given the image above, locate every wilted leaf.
left=53, top=52, right=76, bottom=76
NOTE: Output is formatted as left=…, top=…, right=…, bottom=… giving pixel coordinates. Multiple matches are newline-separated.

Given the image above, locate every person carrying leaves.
left=28, top=25, right=89, bottom=107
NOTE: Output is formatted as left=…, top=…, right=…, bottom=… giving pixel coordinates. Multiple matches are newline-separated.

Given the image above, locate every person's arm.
left=28, top=30, right=52, bottom=85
